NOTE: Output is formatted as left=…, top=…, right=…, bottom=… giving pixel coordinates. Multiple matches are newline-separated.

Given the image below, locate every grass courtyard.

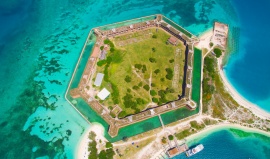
left=95, top=28, right=186, bottom=117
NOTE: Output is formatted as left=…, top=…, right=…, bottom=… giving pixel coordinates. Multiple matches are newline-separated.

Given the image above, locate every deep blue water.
left=0, top=0, right=270, bottom=158
left=225, top=0, right=270, bottom=111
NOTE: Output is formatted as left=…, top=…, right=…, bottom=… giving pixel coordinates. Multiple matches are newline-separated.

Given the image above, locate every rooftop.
left=97, top=88, right=110, bottom=100
left=94, top=73, right=104, bottom=86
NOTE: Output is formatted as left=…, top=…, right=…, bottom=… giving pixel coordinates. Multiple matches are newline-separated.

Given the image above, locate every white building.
left=97, top=88, right=110, bottom=100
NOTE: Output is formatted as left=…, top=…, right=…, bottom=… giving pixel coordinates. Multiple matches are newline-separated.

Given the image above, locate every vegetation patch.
left=95, top=29, right=186, bottom=115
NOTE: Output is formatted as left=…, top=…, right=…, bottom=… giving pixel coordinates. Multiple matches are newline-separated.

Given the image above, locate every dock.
left=167, top=143, right=188, bottom=158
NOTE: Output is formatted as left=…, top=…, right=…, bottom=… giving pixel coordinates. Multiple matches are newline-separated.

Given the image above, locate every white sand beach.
left=186, top=123, right=270, bottom=142
left=217, top=58, right=270, bottom=120
left=197, top=29, right=270, bottom=120
left=76, top=123, right=106, bottom=159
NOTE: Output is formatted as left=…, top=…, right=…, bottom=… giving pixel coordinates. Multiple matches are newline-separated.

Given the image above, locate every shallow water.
left=0, top=0, right=269, bottom=158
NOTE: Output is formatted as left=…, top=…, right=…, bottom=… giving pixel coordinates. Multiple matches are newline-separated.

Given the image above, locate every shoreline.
left=185, top=123, right=270, bottom=143
left=76, top=123, right=106, bottom=159
left=197, top=28, right=270, bottom=120
left=217, top=58, right=270, bottom=120
left=151, top=123, right=270, bottom=159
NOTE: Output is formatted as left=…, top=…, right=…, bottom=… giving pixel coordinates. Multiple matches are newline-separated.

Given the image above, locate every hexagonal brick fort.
left=67, top=14, right=199, bottom=137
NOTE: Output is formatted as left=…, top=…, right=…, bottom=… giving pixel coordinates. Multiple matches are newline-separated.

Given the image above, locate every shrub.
left=98, top=150, right=107, bottom=159
left=169, top=59, right=174, bottom=63
left=165, top=68, right=173, bottom=80
left=165, top=68, right=173, bottom=74
left=135, top=64, right=142, bottom=70
left=209, top=42, right=214, bottom=47
left=160, top=78, right=165, bottom=82
left=151, top=83, right=156, bottom=87
left=161, top=137, right=167, bottom=144
left=152, top=97, right=158, bottom=103
left=142, top=65, right=147, bottom=73
left=100, top=46, right=104, bottom=50
left=118, top=111, right=127, bottom=118
left=150, top=90, right=157, bottom=96
left=168, top=135, right=174, bottom=140
left=152, top=47, right=156, bottom=52
left=106, top=56, right=112, bottom=64
left=152, top=35, right=157, bottom=38
left=136, top=98, right=145, bottom=104
left=143, top=85, right=150, bottom=91
left=105, top=142, right=113, bottom=148
left=138, top=82, right=143, bottom=87
left=127, top=88, right=131, bottom=93
left=149, top=57, right=156, bottom=63
left=110, top=50, right=123, bottom=63
left=166, top=74, right=173, bottom=80
left=111, top=83, right=120, bottom=104
left=97, top=60, right=107, bottom=66
left=132, top=85, right=139, bottom=90
left=123, top=94, right=137, bottom=108
left=110, top=47, right=115, bottom=52
left=154, top=69, right=160, bottom=74
left=125, top=75, right=132, bottom=83
left=104, top=39, right=114, bottom=48
left=110, top=112, right=116, bottom=118
left=213, top=48, right=222, bottom=58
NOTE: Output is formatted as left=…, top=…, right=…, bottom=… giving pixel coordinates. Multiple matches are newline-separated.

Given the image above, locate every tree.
left=152, top=97, right=158, bottom=103
left=135, top=64, right=142, bottom=70
left=97, top=60, right=107, bottom=66
left=118, top=111, right=127, bottom=118
left=98, top=150, right=107, bottom=159
left=161, top=137, right=167, bottom=144
left=168, top=135, right=174, bottom=140
left=209, top=42, right=214, bottom=47
left=100, top=46, right=104, bottom=50
left=132, top=85, right=139, bottom=90
left=213, top=48, right=222, bottom=58
left=106, top=142, right=113, bottom=148
left=166, top=74, right=173, bottom=80
left=142, top=65, right=147, bottom=73
left=154, top=69, right=160, bottom=74
left=143, top=85, right=150, bottom=91
left=127, top=88, right=131, bottom=93
left=149, top=57, right=156, bottom=63
left=150, top=90, right=157, bottom=96
left=125, top=75, right=131, bottom=83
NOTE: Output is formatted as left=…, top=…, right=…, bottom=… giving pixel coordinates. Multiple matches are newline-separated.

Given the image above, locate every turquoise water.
left=0, top=0, right=269, bottom=158
left=173, top=128, right=270, bottom=159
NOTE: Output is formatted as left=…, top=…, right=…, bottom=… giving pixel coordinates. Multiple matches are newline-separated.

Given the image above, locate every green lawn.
left=96, top=28, right=186, bottom=115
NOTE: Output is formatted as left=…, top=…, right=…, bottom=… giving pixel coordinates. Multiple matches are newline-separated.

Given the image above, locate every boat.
left=186, top=144, right=204, bottom=157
